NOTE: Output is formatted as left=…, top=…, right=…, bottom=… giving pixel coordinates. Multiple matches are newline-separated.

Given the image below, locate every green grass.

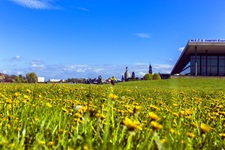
left=117, top=78, right=225, bottom=90
left=1, top=78, right=225, bottom=149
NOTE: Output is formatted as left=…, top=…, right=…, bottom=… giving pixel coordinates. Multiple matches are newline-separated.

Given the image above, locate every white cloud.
left=154, top=64, right=172, bottom=69
left=3, top=56, right=23, bottom=61
left=178, top=47, right=185, bottom=52
left=15, top=55, right=21, bottom=59
left=12, top=55, right=22, bottom=61
left=134, top=62, right=148, bottom=66
left=1, top=56, right=174, bottom=80
left=77, top=69, right=86, bottom=73
left=168, top=58, right=174, bottom=62
left=137, top=71, right=146, bottom=77
left=30, top=59, right=46, bottom=70
left=93, top=68, right=103, bottom=73
left=135, top=33, right=150, bottom=38
left=10, top=0, right=58, bottom=9
left=76, top=7, right=88, bottom=11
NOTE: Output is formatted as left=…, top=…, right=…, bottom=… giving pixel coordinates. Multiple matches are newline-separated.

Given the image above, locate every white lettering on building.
left=189, top=39, right=225, bottom=43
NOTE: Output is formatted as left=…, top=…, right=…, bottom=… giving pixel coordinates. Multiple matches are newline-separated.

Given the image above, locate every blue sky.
left=1, top=0, right=225, bottom=80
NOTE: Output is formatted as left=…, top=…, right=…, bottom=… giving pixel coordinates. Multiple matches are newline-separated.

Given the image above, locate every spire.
left=149, top=63, right=152, bottom=74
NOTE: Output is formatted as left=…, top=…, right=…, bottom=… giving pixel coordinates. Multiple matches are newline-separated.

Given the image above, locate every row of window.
left=190, top=55, right=225, bottom=75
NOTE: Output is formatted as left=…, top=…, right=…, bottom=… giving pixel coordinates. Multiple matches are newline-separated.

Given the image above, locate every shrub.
left=153, top=73, right=161, bottom=80
left=143, top=73, right=152, bottom=80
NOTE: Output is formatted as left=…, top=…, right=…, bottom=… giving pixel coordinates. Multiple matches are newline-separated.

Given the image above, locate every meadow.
left=1, top=78, right=225, bottom=149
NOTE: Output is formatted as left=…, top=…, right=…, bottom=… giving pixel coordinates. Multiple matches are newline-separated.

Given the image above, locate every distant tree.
left=26, top=72, right=38, bottom=83
left=135, top=77, right=140, bottom=80
left=143, top=73, right=152, bottom=80
left=3, top=74, right=9, bottom=82
left=15, top=74, right=26, bottom=83
left=153, top=73, right=161, bottom=80
left=11, top=75, right=18, bottom=82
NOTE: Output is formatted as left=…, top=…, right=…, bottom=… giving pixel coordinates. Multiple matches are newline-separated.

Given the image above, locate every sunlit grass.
left=0, top=78, right=225, bottom=149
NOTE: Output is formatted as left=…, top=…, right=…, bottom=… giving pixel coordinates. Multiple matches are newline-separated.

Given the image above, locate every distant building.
left=171, top=39, right=225, bottom=76
left=49, top=79, right=62, bottom=83
left=131, top=72, right=135, bottom=80
left=149, top=64, right=152, bottom=74
left=124, top=67, right=130, bottom=81
left=0, top=73, right=5, bottom=82
left=121, top=75, right=125, bottom=82
left=38, top=77, right=45, bottom=83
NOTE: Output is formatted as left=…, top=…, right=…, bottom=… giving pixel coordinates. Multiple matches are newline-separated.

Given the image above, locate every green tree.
left=143, top=73, right=152, bottom=80
left=15, top=74, right=26, bottom=83
left=26, top=72, right=38, bottom=83
left=153, top=73, right=161, bottom=80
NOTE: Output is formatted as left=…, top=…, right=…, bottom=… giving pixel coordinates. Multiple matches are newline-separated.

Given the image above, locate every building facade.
left=124, top=67, right=130, bottom=80
left=171, top=39, right=225, bottom=76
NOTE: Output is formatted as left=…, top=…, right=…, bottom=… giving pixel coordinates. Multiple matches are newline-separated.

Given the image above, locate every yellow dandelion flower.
left=7, top=124, right=11, bottom=128
left=150, top=104, right=160, bottom=111
left=39, top=141, right=45, bottom=145
left=122, top=117, right=142, bottom=131
left=46, top=102, right=52, bottom=108
left=95, top=113, right=106, bottom=120
left=48, top=141, right=54, bottom=146
left=6, top=99, right=12, bottom=104
left=134, top=106, right=141, bottom=112
left=8, top=143, right=14, bottom=148
left=62, top=108, right=68, bottom=113
left=150, top=121, right=163, bottom=130
left=26, top=89, right=31, bottom=94
left=173, top=103, right=178, bottom=107
left=160, top=139, right=166, bottom=144
left=23, top=94, right=29, bottom=100
left=187, top=132, right=195, bottom=138
left=109, top=93, right=118, bottom=100
left=68, top=147, right=74, bottom=150
left=172, top=112, right=179, bottom=117
left=75, top=113, right=82, bottom=118
left=147, top=112, right=160, bottom=121
left=200, top=123, right=211, bottom=133
left=14, top=92, right=21, bottom=97
left=219, top=133, right=225, bottom=138
left=191, top=122, right=198, bottom=127
left=170, top=128, right=176, bottom=134
left=83, top=145, right=88, bottom=150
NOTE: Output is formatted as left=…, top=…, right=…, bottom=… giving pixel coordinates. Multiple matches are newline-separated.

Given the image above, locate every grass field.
left=1, top=78, right=225, bottom=149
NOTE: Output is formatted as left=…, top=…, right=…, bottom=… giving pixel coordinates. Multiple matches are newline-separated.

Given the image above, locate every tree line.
left=0, top=72, right=38, bottom=83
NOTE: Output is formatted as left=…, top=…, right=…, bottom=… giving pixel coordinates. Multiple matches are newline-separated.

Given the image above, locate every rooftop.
left=171, top=39, right=225, bottom=75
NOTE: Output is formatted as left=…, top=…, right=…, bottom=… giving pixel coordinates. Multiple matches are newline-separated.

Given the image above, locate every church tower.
left=149, top=64, right=152, bottom=74
left=124, top=67, right=130, bottom=81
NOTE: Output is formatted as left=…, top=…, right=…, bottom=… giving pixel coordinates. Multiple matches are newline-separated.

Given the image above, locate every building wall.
left=190, top=55, right=225, bottom=76
left=38, top=77, right=45, bottom=82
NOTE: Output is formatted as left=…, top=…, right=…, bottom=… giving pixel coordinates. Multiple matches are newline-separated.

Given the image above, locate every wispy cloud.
left=76, top=7, right=88, bottom=11
left=13, top=55, right=22, bottom=61
left=4, top=55, right=23, bottom=61
left=1, top=57, right=173, bottom=80
left=30, top=59, right=46, bottom=70
left=168, top=58, right=174, bottom=62
left=178, top=47, right=185, bottom=52
left=10, top=0, right=59, bottom=9
left=135, top=33, right=150, bottom=38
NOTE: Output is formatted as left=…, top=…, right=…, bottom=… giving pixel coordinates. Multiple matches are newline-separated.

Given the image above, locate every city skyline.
left=1, top=0, right=225, bottom=79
